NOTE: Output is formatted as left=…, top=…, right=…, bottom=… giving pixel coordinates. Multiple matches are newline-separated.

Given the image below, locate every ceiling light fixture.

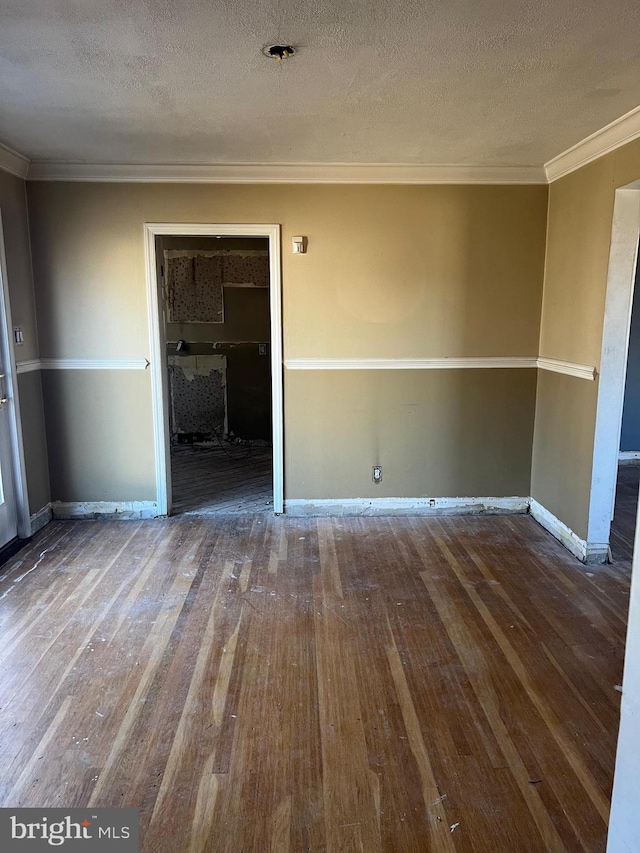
left=261, top=44, right=296, bottom=62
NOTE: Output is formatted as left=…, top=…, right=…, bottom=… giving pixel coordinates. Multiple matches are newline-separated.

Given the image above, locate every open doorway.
left=589, top=184, right=640, bottom=562
left=144, top=224, right=283, bottom=516
left=612, top=242, right=640, bottom=562
left=160, top=234, right=272, bottom=514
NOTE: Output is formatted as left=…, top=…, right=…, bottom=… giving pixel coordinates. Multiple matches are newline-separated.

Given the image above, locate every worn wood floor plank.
left=171, top=445, right=273, bottom=515
left=0, top=511, right=630, bottom=852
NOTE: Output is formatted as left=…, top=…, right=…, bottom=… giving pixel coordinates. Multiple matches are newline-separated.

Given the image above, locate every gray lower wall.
left=17, top=370, right=51, bottom=515
left=40, top=367, right=537, bottom=505
left=41, top=370, right=156, bottom=503
left=531, top=370, right=598, bottom=541
left=285, top=368, right=537, bottom=500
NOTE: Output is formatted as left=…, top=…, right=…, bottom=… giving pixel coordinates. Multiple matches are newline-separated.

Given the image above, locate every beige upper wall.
left=0, top=170, right=39, bottom=363
left=27, top=183, right=548, bottom=361
left=533, top=137, right=640, bottom=542
left=540, top=137, right=640, bottom=368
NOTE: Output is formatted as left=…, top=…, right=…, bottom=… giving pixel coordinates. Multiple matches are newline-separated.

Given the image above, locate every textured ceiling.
left=1, top=0, right=640, bottom=166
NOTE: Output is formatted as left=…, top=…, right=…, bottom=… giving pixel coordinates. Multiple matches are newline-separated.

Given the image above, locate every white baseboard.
left=37, top=494, right=606, bottom=565
left=529, top=498, right=609, bottom=565
left=50, top=501, right=159, bottom=520
left=619, top=451, right=640, bottom=464
left=29, top=504, right=52, bottom=535
left=287, top=496, right=609, bottom=566
left=284, top=496, right=530, bottom=517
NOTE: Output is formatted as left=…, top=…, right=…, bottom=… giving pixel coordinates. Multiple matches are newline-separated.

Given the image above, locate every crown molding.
left=13, top=102, right=640, bottom=186
left=25, top=161, right=547, bottom=185
left=545, top=104, right=640, bottom=182
left=0, top=141, right=30, bottom=179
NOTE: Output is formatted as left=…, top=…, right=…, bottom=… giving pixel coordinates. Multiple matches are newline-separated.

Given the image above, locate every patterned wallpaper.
left=168, top=354, right=227, bottom=438
left=165, top=250, right=269, bottom=324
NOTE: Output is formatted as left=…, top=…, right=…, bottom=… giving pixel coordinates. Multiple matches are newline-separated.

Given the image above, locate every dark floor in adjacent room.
left=170, top=443, right=273, bottom=515
left=0, top=511, right=630, bottom=852
left=610, top=463, right=640, bottom=563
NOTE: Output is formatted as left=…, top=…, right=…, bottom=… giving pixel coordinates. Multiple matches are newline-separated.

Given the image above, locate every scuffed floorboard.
left=171, top=444, right=272, bottom=515
left=0, top=513, right=630, bottom=852
left=609, top=463, right=640, bottom=564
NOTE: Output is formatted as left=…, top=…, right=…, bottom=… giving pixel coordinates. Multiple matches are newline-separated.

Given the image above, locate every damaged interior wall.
left=160, top=236, right=271, bottom=441
left=168, top=354, right=227, bottom=440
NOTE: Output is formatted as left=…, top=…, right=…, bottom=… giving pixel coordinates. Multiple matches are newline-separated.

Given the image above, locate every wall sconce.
left=292, top=236, right=307, bottom=254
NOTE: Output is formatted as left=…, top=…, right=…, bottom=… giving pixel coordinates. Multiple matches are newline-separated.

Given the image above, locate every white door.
left=0, top=363, right=17, bottom=546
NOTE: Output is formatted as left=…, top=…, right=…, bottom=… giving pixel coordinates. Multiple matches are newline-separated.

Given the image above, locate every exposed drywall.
left=163, top=248, right=269, bottom=324
left=0, top=168, right=50, bottom=516
left=285, top=369, right=536, bottom=500
left=168, top=354, right=227, bottom=438
left=164, top=236, right=272, bottom=442
left=168, top=287, right=270, bottom=344
left=26, top=182, right=547, bottom=502
left=620, top=252, right=640, bottom=452
left=225, top=345, right=271, bottom=440
left=532, top=137, right=640, bottom=542
left=161, top=236, right=272, bottom=442
left=165, top=252, right=224, bottom=323
left=167, top=341, right=271, bottom=441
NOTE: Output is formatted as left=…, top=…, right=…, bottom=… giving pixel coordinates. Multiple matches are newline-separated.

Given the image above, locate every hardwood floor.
left=171, top=443, right=273, bottom=515
left=0, top=513, right=630, bottom=852
left=610, top=463, right=640, bottom=563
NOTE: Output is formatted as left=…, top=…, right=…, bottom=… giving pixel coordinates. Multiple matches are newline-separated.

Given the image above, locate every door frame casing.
left=143, top=223, right=284, bottom=515
left=588, top=184, right=640, bottom=546
left=0, top=209, right=31, bottom=538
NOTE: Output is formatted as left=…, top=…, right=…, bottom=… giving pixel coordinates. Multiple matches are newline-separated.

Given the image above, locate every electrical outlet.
left=258, top=343, right=267, bottom=355
left=372, top=465, right=382, bottom=484
left=13, top=327, right=24, bottom=345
